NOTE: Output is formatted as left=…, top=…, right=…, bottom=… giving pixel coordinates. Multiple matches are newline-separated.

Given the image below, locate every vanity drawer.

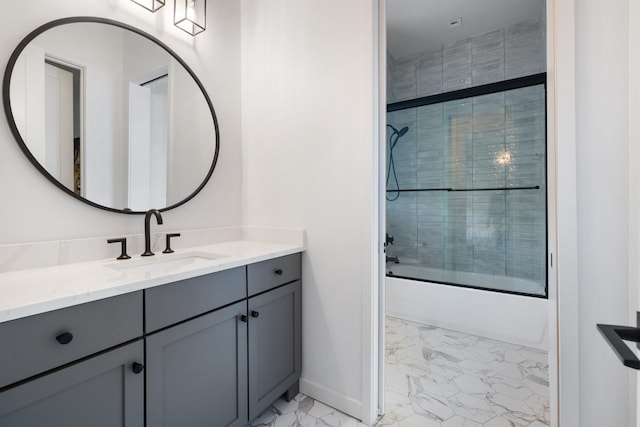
left=145, top=267, right=246, bottom=333
left=0, top=291, right=142, bottom=390
left=247, top=253, right=301, bottom=296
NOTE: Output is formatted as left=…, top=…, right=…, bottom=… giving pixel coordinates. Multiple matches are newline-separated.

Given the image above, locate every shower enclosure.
left=385, top=74, right=547, bottom=297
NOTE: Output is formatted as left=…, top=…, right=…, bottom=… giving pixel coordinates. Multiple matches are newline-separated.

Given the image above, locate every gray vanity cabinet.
left=248, top=280, right=302, bottom=420
left=0, top=252, right=301, bottom=427
left=146, top=301, right=248, bottom=427
left=0, top=340, right=144, bottom=427
left=144, top=253, right=302, bottom=426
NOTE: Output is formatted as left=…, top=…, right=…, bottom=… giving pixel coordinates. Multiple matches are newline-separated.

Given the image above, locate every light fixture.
left=174, top=0, right=206, bottom=36
left=131, top=0, right=165, bottom=12
left=494, top=151, right=512, bottom=165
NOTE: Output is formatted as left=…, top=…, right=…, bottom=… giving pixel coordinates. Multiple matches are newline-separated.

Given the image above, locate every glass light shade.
left=131, top=0, right=165, bottom=12
left=174, top=0, right=206, bottom=36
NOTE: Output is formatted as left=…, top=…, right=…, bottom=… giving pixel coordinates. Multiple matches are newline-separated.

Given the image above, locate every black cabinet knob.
left=251, top=311, right=260, bottom=318
left=274, top=269, right=283, bottom=276
left=56, top=332, right=74, bottom=345
left=132, top=362, right=145, bottom=374
left=239, top=315, right=248, bottom=323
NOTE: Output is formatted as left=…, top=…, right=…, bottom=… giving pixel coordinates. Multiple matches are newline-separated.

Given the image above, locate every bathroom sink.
left=104, top=251, right=227, bottom=274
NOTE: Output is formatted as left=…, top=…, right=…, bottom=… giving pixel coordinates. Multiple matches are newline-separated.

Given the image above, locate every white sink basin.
left=104, top=251, right=226, bottom=274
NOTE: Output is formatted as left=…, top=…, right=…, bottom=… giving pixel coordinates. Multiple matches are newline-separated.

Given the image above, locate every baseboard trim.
left=299, top=378, right=363, bottom=421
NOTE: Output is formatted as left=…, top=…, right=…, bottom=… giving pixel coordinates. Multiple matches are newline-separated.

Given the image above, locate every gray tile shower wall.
left=386, top=20, right=546, bottom=290
left=388, top=19, right=545, bottom=104
left=387, top=52, right=396, bottom=103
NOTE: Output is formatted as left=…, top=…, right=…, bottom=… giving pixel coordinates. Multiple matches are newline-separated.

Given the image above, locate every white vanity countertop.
left=0, top=240, right=304, bottom=324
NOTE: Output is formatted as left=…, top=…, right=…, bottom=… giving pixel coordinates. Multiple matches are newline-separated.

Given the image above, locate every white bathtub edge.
left=386, top=276, right=549, bottom=351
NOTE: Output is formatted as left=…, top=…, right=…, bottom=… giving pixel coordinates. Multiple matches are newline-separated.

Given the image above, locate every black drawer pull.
left=132, top=362, right=145, bottom=374
left=274, top=269, right=283, bottom=276
left=251, top=311, right=260, bottom=318
left=239, top=315, right=248, bottom=323
left=55, top=332, right=74, bottom=345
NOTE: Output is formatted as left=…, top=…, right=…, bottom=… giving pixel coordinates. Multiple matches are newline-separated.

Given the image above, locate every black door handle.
left=274, top=269, right=283, bottom=276
left=132, top=362, right=145, bottom=374
left=251, top=311, right=260, bottom=318
left=238, top=314, right=248, bottom=323
left=597, top=321, right=640, bottom=369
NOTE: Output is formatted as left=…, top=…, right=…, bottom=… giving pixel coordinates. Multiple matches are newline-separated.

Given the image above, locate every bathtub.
left=385, top=264, right=549, bottom=350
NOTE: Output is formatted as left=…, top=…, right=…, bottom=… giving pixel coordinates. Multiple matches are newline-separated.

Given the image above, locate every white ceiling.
left=386, top=0, right=545, bottom=59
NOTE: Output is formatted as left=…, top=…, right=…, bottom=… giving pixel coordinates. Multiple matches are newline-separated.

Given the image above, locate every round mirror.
left=2, top=17, right=219, bottom=214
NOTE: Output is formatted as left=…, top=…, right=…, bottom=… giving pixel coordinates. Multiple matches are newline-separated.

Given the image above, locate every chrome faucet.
left=142, top=209, right=163, bottom=256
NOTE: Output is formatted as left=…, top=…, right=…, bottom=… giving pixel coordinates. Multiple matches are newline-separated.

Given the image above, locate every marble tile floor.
left=381, top=316, right=550, bottom=426
left=249, top=316, right=549, bottom=427
left=248, top=393, right=368, bottom=427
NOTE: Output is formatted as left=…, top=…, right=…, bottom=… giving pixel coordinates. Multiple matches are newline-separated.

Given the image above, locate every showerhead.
left=386, top=124, right=410, bottom=138
left=397, top=126, right=409, bottom=137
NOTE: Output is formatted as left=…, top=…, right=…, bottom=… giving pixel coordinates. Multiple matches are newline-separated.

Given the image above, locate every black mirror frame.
left=2, top=16, right=220, bottom=215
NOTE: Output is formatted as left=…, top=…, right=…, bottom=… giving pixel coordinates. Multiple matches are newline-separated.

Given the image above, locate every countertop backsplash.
left=0, top=226, right=305, bottom=273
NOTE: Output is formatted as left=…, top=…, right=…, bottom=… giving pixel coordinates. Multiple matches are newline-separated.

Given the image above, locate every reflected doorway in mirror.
left=44, top=59, right=83, bottom=196
left=128, top=70, right=169, bottom=211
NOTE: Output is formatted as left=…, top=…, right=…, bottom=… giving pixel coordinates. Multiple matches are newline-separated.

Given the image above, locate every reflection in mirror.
left=42, top=59, right=81, bottom=194
left=5, top=18, right=218, bottom=213
left=129, top=71, right=170, bottom=210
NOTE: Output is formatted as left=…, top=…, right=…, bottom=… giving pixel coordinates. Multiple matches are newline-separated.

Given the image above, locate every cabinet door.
left=248, top=280, right=302, bottom=419
left=0, top=340, right=144, bottom=427
left=146, top=301, right=248, bottom=427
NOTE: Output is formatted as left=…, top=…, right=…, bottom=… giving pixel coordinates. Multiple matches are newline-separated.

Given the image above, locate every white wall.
left=572, top=0, right=631, bottom=425
left=630, top=1, right=640, bottom=425
left=241, top=0, right=376, bottom=421
left=0, top=0, right=241, bottom=244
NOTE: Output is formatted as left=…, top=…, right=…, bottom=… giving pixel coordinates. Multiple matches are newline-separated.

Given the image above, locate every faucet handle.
left=163, top=233, right=181, bottom=254
left=107, top=238, right=131, bottom=260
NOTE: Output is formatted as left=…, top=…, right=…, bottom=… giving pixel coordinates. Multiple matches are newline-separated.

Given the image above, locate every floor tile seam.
left=390, top=359, right=465, bottom=379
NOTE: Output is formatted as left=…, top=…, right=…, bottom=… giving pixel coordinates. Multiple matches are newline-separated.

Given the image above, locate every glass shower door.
left=386, top=82, right=547, bottom=297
